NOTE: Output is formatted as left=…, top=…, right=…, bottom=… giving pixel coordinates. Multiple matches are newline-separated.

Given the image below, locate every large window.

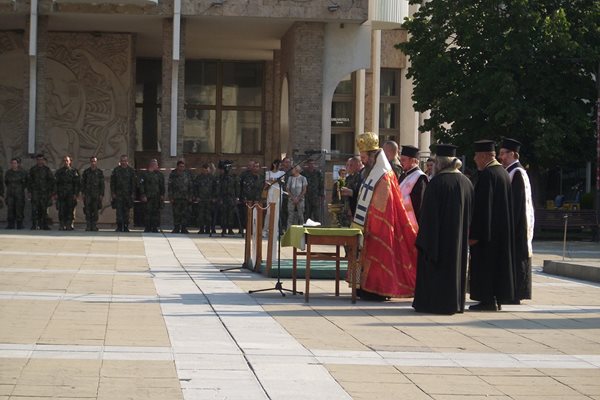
left=135, top=59, right=162, bottom=152
left=184, top=61, right=264, bottom=155
left=379, top=68, right=400, bottom=143
left=331, top=74, right=355, bottom=156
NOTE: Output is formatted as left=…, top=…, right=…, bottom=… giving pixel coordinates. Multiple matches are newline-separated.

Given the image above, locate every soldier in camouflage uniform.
left=110, top=155, right=136, bottom=232
left=81, top=156, right=105, bottom=231
left=168, top=160, right=193, bottom=234
left=193, top=163, right=214, bottom=234
left=28, top=154, right=55, bottom=230
left=238, top=161, right=263, bottom=234
left=55, top=155, right=81, bottom=230
left=139, top=159, right=165, bottom=233
left=4, top=158, right=28, bottom=229
left=341, top=156, right=364, bottom=222
left=216, top=160, right=239, bottom=236
left=301, top=159, right=324, bottom=223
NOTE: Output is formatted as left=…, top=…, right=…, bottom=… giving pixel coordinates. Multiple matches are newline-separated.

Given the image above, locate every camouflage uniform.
left=168, top=168, right=193, bottom=233
left=390, top=160, right=403, bottom=183
left=139, top=170, right=165, bottom=232
left=194, top=173, right=214, bottom=233
left=55, top=166, right=80, bottom=230
left=110, top=165, right=136, bottom=232
left=28, top=164, right=55, bottom=230
left=238, top=169, right=262, bottom=233
left=216, top=171, right=239, bottom=235
left=4, top=167, right=28, bottom=229
left=332, top=177, right=351, bottom=227
left=302, top=168, right=324, bottom=222
left=81, top=167, right=105, bottom=231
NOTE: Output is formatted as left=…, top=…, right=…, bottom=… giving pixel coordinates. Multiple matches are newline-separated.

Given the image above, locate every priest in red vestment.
left=352, top=132, right=418, bottom=299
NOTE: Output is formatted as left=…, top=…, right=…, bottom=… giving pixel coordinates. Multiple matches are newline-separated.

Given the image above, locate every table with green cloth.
left=281, top=225, right=362, bottom=303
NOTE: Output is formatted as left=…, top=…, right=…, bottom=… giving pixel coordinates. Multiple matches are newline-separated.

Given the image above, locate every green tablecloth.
left=281, top=225, right=363, bottom=250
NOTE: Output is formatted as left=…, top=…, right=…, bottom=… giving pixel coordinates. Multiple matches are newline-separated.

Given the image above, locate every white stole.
left=399, top=167, right=426, bottom=229
left=353, top=150, right=391, bottom=228
left=508, top=163, right=535, bottom=257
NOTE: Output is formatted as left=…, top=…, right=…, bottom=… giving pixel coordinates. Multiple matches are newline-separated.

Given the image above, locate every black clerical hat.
left=435, top=144, right=457, bottom=157
left=400, top=145, right=419, bottom=158
left=501, top=138, right=521, bottom=152
left=474, top=140, right=495, bottom=152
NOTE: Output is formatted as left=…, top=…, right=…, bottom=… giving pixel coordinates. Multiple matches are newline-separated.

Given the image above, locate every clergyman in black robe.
left=499, top=138, right=535, bottom=301
left=413, top=145, right=474, bottom=315
left=469, top=140, right=516, bottom=311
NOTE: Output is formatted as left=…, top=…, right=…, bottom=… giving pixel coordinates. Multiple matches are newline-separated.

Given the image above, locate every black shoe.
left=228, top=229, right=235, bottom=235
left=152, top=227, right=159, bottom=233
left=469, top=302, right=498, bottom=311
left=211, top=228, right=217, bottom=234
left=171, top=225, right=181, bottom=234
left=123, top=225, right=130, bottom=232
left=180, top=227, right=189, bottom=234
left=115, top=224, right=123, bottom=232
left=358, top=289, right=389, bottom=302
left=221, top=231, right=226, bottom=237
left=198, top=228, right=205, bottom=234
left=31, top=225, right=37, bottom=230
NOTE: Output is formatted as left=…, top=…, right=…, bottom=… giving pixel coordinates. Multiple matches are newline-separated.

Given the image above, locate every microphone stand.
left=249, top=156, right=315, bottom=297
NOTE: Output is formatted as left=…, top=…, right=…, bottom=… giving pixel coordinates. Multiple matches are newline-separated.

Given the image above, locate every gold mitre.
left=356, top=132, right=379, bottom=152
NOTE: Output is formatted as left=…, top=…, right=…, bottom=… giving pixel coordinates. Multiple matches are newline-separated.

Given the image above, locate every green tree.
left=397, top=0, right=600, bottom=170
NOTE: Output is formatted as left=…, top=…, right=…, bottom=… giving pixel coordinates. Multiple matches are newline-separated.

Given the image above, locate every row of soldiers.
left=1, top=154, right=328, bottom=233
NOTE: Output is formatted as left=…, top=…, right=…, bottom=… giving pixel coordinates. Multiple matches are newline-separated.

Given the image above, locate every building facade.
left=0, top=0, right=431, bottom=223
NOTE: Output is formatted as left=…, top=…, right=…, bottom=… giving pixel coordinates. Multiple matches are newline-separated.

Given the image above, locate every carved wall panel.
left=0, top=31, right=27, bottom=168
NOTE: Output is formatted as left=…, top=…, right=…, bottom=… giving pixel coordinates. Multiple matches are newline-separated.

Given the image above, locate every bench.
left=535, top=209, right=599, bottom=241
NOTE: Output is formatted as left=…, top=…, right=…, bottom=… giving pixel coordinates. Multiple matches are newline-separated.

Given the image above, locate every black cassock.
left=469, top=162, right=516, bottom=304
left=412, top=172, right=473, bottom=315
left=508, top=162, right=532, bottom=300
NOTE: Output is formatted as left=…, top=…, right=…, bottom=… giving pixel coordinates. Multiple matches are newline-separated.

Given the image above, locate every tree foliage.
left=397, top=0, right=600, bottom=169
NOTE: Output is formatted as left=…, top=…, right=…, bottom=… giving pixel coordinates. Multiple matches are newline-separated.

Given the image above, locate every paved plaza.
left=0, top=230, right=599, bottom=400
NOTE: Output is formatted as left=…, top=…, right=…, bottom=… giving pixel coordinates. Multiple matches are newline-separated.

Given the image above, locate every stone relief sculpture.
left=44, top=33, right=132, bottom=172
left=42, top=33, right=133, bottom=223
left=0, top=32, right=26, bottom=168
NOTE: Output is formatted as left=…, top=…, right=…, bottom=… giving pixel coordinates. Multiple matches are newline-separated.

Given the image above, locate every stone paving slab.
left=0, top=233, right=599, bottom=399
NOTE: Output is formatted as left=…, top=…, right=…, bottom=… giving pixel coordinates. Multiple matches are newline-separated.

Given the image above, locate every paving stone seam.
left=0, top=250, right=146, bottom=259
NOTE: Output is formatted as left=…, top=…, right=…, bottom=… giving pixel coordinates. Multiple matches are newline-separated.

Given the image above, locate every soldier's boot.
left=151, top=226, right=159, bottom=233
left=115, top=223, right=123, bottom=232
left=211, top=227, right=216, bottom=234
left=16, top=221, right=23, bottom=230
left=171, top=225, right=181, bottom=234
left=180, top=226, right=189, bottom=234
left=123, top=225, right=130, bottom=233
left=92, top=223, right=99, bottom=232
left=228, top=229, right=235, bottom=235
left=197, top=227, right=204, bottom=234
left=221, top=228, right=226, bottom=237
left=6, top=220, right=15, bottom=229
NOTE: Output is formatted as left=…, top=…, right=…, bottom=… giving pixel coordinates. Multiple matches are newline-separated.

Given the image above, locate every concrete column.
left=399, top=62, right=418, bottom=146
left=370, top=30, right=381, bottom=134
left=161, top=18, right=185, bottom=167
left=355, top=68, right=366, bottom=148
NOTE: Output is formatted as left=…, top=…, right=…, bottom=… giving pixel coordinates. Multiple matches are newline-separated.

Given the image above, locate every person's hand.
left=341, top=187, right=353, bottom=197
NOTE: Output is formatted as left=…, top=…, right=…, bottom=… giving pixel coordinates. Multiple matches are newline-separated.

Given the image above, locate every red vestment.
left=355, top=152, right=418, bottom=298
